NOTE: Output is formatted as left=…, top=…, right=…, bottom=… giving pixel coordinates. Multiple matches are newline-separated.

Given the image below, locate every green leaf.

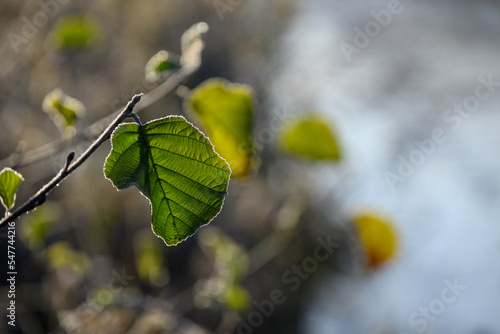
left=49, top=14, right=102, bottom=50
left=104, top=116, right=231, bottom=246
left=278, top=115, right=342, bottom=161
left=42, top=88, right=86, bottom=135
left=145, top=50, right=181, bottom=83
left=0, top=168, right=24, bottom=212
left=185, top=79, right=255, bottom=178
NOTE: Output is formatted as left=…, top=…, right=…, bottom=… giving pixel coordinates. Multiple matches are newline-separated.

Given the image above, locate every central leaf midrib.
left=136, top=124, right=178, bottom=238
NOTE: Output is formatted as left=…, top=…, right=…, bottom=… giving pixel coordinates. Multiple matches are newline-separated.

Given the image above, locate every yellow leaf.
left=278, top=115, right=342, bottom=161
left=185, top=79, right=256, bottom=178
left=353, top=212, right=397, bottom=268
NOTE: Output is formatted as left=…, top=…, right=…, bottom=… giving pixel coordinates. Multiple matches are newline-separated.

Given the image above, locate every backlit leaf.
left=0, top=167, right=24, bottom=212
left=43, top=88, right=86, bottom=134
left=185, top=79, right=255, bottom=178
left=49, top=14, right=102, bottom=50
left=353, top=212, right=398, bottom=268
left=145, top=50, right=181, bottom=83
left=104, top=116, right=231, bottom=246
left=278, top=115, right=342, bottom=161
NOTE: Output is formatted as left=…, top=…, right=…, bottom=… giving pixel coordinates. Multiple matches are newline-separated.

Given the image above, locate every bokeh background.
left=1, top=0, right=500, bottom=333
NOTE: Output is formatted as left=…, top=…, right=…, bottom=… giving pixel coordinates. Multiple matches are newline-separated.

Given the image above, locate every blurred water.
left=271, top=0, right=500, bottom=333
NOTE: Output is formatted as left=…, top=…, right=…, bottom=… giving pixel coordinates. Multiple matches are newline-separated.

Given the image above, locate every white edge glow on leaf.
left=0, top=167, right=24, bottom=212
left=103, top=115, right=231, bottom=246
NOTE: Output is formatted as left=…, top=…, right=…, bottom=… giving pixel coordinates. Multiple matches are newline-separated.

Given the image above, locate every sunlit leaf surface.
left=0, top=167, right=23, bottom=211
left=353, top=212, right=398, bottom=268
left=145, top=50, right=181, bottom=82
left=278, top=115, right=342, bottom=161
left=42, top=88, right=86, bottom=135
left=186, top=79, right=255, bottom=178
left=104, top=116, right=231, bottom=245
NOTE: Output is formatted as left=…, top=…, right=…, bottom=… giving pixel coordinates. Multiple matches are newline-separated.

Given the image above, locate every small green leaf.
left=49, top=14, right=102, bottom=50
left=185, top=79, right=256, bottom=178
left=145, top=50, right=181, bottom=82
left=42, top=88, right=86, bottom=134
left=278, top=115, right=342, bottom=161
left=0, top=168, right=24, bottom=211
left=104, top=116, right=231, bottom=246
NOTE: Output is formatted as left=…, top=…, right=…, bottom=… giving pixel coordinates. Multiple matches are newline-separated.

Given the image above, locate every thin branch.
left=0, top=94, right=143, bottom=229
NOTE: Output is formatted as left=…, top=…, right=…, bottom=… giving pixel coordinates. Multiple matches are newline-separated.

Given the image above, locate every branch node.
left=64, top=151, right=75, bottom=172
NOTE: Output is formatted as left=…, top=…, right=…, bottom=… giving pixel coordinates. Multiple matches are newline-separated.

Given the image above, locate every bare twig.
left=0, top=94, right=143, bottom=229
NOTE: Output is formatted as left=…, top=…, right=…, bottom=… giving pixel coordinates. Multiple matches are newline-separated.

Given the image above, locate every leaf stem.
left=130, top=112, right=142, bottom=126
left=0, top=94, right=143, bottom=229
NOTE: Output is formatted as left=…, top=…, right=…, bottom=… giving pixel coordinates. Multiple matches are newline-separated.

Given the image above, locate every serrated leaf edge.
left=103, top=115, right=231, bottom=246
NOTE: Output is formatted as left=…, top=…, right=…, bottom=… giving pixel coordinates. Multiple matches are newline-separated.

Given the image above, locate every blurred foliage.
left=0, top=167, right=23, bottom=211
left=46, top=241, right=90, bottom=276
left=134, top=230, right=169, bottom=287
left=278, top=115, right=342, bottom=161
left=42, top=88, right=86, bottom=137
left=20, top=201, right=59, bottom=250
left=186, top=79, right=256, bottom=178
left=0, top=1, right=374, bottom=333
left=145, top=50, right=181, bottom=83
left=352, top=212, right=398, bottom=268
left=180, top=21, right=209, bottom=69
left=195, top=227, right=250, bottom=311
left=48, top=14, right=103, bottom=50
